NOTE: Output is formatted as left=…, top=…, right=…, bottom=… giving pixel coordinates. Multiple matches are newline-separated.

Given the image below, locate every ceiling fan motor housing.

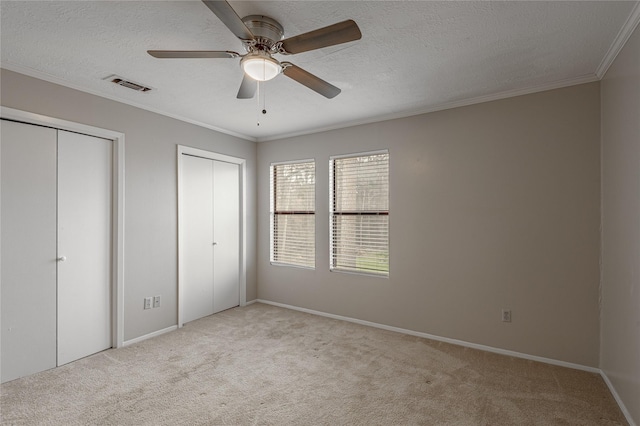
left=241, top=15, right=284, bottom=52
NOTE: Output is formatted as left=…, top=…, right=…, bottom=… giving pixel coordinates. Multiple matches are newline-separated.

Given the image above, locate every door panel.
left=212, top=160, right=240, bottom=313
left=57, top=130, right=112, bottom=365
left=182, top=155, right=215, bottom=323
left=1, top=120, right=57, bottom=382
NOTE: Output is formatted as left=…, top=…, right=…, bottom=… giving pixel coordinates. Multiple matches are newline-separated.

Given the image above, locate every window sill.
left=330, top=268, right=389, bottom=279
left=270, top=262, right=315, bottom=271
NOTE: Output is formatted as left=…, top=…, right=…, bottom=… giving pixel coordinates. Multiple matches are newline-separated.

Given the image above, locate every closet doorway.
left=0, top=107, right=125, bottom=383
left=177, top=146, right=247, bottom=326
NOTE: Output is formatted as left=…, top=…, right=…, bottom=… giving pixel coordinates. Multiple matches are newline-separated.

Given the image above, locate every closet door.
left=57, top=130, right=112, bottom=365
left=212, top=160, right=240, bottom=313
left=1, top=120, right=57, bottom=383
left=182, top=154, right=216, bottom=323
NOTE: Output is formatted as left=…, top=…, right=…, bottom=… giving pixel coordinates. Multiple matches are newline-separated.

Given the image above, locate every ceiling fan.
left=148, top=0, right=362, bottom=99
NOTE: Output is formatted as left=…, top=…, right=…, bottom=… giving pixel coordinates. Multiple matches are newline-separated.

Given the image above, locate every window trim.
left=329, top=150, right=390, bottom=277
left=270, top=158, right=316, bottom=270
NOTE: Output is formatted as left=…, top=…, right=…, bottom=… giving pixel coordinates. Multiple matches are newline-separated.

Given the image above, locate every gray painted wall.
left=601, top=24, right=640, bottom=425
left=257, top=83, right=602, bottom=367
left=0, top=69, right=258, bottom=342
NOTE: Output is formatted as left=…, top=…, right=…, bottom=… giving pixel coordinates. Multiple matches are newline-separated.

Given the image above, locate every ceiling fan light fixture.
left=241, top=53, right=281, bottom=81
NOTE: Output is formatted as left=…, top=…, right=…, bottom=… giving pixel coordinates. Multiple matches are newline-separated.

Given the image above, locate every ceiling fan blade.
left=280, top=20, right=362, bottom=55
left=147, top=50, right=239, bottom=59
left=201, top=0, right=254, bottom=41
left=237, top=74, right=257, bottom=99
left=282, top=63, right=341, bottom=99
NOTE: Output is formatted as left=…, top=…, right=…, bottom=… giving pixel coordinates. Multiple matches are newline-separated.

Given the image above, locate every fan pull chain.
left=256, top=81, right=261, bottom=126
left=261, top=58, right=268, bottom=116
left=256, top=81, right=267, bottom=127
left=262, top=83, right=267, bottom=116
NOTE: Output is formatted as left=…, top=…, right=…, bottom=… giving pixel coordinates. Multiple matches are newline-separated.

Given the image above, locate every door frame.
left=177, top=145, right=247, bottom=327
left=1, top=106, right=126, bottom=348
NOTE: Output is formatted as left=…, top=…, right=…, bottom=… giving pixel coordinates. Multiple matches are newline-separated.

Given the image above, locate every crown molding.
left=0, top=59, right=614, bottom=144
left=596, top=1, right=640, bottom=79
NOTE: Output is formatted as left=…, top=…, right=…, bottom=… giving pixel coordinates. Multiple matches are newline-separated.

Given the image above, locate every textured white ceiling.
left=1, top=1, right=638, bottom=141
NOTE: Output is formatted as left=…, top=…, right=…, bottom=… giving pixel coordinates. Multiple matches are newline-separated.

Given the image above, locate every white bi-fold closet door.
left=181, top=154, right=240, bottom=324
left=1, top=120, right=112, bottom=383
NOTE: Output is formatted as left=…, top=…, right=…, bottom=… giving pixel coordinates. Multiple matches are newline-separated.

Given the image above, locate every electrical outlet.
left=501, top=309, right=512, bottom=322
left=153, top=295, right=161, bottom=309
left=144, top=297, right=152, bottom=310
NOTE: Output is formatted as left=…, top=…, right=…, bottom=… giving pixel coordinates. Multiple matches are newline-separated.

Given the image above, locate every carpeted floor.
left=0, top=303, right=627, bottom=425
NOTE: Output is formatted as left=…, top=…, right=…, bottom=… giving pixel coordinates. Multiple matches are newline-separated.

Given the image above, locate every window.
left=330, top=151, right=389, bottom=276
left=270, top=160, right=315, bottom=268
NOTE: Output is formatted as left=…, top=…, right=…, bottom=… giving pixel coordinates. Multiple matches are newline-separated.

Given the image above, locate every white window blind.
left=270, top=161, right=315, bottom=268
left=330, top=152, right=389, bottom=276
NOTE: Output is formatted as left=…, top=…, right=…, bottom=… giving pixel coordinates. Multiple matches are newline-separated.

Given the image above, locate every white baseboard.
left=256, top=299, right=600, bottom=373
left=244, top=299, right=258, bottom=306
left=122, top=325, right=177, bottom=347
left=600, top=370, right=637, bottom=426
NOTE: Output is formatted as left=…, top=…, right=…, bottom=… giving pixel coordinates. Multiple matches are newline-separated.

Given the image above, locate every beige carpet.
left=1, top=303, right=627, bottom=425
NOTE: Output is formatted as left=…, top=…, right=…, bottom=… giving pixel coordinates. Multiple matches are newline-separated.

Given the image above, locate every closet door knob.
left=57, top=256, right=67, bottom=262
left=212, top=242, right=218, bottom=246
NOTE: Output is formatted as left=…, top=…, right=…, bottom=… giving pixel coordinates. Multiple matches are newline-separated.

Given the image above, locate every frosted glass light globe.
left=241, top=53, right=281, bottom=81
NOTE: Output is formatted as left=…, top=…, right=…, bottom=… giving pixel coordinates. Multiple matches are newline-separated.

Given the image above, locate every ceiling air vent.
left=105, top=75, right=153, bottom=92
